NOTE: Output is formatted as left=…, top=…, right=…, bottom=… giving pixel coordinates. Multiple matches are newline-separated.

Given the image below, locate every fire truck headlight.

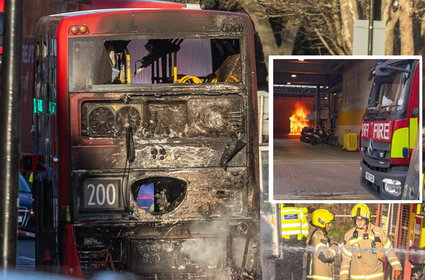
left=383, top=178, right=402, bottom=196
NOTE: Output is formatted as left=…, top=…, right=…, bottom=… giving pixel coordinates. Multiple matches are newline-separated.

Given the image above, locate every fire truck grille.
left=363, top=160, right=389, bottom=173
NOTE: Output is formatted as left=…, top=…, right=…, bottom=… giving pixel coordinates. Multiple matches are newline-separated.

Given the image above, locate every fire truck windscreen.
left=366, top=60, right=415, bottom=117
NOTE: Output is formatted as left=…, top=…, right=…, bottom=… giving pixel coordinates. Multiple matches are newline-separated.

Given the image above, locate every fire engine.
left=360, top=58, right=420, bottom=199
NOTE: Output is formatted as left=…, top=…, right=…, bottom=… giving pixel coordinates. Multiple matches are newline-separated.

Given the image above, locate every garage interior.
left=272, top=58, right=378, bottom=200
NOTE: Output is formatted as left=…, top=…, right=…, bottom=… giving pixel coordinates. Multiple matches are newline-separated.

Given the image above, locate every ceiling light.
left=291, top=74, right=297, bottom=78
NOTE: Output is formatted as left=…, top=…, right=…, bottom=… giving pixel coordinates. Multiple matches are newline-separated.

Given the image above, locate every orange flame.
left=289, top=103, right=310, bottom=135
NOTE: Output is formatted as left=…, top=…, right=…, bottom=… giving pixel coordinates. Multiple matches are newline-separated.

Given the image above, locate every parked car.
left=18, top=174, right=35, bottom=236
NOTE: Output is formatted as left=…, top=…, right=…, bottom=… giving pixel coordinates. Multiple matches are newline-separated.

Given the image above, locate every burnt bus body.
left=33, top=9, right=260, bottom=279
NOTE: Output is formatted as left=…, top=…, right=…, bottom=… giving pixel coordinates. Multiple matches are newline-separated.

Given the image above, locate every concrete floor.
left=273, top=138, right=377, bottom=201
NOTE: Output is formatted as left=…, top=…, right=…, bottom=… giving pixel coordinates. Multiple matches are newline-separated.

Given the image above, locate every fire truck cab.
left=360, top=59, right=420, bottom=200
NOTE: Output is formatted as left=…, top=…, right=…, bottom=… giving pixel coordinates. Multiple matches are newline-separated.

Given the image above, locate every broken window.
left=69, top=37, right=242, bottom=91
left=132, top=177, right=186, bottom=215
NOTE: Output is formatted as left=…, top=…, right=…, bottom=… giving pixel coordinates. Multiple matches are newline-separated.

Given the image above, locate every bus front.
left=360, top=59, right=420, bottom=199
left=55, top=9, right=260, bottom=279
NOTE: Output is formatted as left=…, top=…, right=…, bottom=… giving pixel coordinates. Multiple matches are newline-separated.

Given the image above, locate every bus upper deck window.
left=69, top=37, right=242, bottom=91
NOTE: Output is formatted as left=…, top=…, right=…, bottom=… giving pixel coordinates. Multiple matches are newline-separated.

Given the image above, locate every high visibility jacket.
left=280, top=206, right=309, bottom=240
left=307, top=227, right=337, bottom=280
left=340, top=223, right=402, bottom=280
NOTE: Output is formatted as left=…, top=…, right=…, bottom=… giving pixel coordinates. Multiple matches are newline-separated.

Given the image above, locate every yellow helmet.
left=351, top=203, right=371, bottom=220
left=311, top=209, right=335, bottom=228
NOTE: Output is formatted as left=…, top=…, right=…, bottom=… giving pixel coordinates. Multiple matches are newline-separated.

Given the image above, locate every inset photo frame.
left=268, top=56, right=423, bottom=203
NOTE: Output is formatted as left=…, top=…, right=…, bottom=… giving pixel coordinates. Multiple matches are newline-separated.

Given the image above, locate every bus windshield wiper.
left=126, top=126, right=135, bottom=163
left=220, top=138, right=246, bottom=170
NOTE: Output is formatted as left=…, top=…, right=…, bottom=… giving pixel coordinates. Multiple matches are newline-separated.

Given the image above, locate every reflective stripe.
left=282, top=223, right=303, bottom=228
left=340, top=270, right=349, bottom=276
left=281, top=230, right=305, bottom=235
left=384, top=240, right=392, bottom=249
left=342, top=247, right=352, bottom=257
left=351, top=272, right=384, bottom=279
left=281, top=209, right=302, bottom=213
left=307, top=275, right=333, bottom=280
left=390, top=260, right=401, bottom=267
left=349, top=237, right=362, bottom=245
left=281, top=224, right=303, bottom=228
left=316, top=243, right=326, bottom=250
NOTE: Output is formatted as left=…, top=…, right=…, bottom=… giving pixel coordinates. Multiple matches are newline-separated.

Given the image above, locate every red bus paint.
left=359, top=59, right=421, bottom=199
left=32, top=8, right=260, bottom=279
left=0, top=0, right=4, bottom=54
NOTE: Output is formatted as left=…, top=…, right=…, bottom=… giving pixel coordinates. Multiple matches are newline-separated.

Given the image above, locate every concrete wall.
left=336, top=60, right=377, bottom=146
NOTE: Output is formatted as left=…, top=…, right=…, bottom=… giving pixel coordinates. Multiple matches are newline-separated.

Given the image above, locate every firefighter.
left=340, top=203, right=402, bottom=280
left=307, top=209, right=338, bottom=280
left=276, top=203, right=309, bottom=280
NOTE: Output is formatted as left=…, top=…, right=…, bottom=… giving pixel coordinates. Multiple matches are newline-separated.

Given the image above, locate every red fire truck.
left=360, top=59, right=421, bottom=199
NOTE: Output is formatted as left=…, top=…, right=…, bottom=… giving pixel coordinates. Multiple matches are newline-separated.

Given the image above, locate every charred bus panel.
left=33, top=9, right=260, bottom=279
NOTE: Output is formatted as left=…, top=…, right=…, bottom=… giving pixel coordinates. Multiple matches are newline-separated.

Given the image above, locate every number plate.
left=365, top=172, right=375, bottom=184
left=82, top=178, right=121, bottom=210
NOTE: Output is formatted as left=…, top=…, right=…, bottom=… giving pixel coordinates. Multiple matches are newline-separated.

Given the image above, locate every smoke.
left=177, top=222, right=230, bottom=268
left=180, top=238, right=225, bottom=267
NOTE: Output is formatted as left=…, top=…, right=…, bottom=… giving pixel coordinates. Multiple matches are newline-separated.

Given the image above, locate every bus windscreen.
left=69, top=37, right=242, bottom=91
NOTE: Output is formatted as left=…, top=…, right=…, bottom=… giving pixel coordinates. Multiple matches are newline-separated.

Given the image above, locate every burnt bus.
left=28, top=7, right=260, bottom=280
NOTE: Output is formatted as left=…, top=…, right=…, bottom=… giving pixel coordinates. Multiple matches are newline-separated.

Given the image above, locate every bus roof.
left=36, top=8, right=252, bottom=40
left=43, top=7, right=245, bottom=22
left=78, top=0, right=196, bottom=10
left=45, top=6, right=202, bottom=19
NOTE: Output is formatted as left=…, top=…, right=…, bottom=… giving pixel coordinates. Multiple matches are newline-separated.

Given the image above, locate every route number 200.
left=83, top=181, right=120, bottom=209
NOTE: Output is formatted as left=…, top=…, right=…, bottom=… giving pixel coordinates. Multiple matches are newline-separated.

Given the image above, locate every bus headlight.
left=201, top=107, right=225, bottom=130
left=383, top=178, right=402, bottom=196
